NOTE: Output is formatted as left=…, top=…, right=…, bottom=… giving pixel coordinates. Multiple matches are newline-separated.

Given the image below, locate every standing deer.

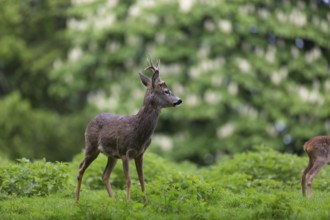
left=75, top=58, right=182, bottom=203
left=301, top=136, right=330, bottom=198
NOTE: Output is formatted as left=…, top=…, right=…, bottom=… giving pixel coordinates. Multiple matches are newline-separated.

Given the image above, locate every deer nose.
left=174, top=99, right=182, bottom=106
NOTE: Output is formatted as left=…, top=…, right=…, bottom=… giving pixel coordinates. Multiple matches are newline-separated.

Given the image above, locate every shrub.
left=0, top=158, right=69, bottom=197
left=206, top=146, right=305, bottom=184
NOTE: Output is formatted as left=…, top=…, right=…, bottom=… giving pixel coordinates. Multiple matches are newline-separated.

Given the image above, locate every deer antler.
left=144, top=57, right=160, bottom=73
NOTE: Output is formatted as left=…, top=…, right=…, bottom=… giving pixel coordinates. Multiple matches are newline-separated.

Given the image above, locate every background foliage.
left=0, top=0, right=329, bottom=164
left=1, top=2, right=330, bottom=218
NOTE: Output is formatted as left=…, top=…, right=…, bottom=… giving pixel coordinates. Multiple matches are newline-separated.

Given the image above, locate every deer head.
left=139, top=58, right=182, bottom=108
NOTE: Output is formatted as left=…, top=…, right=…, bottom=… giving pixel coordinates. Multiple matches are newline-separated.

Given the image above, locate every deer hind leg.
left=122, top=155, right=131, bottom=201
left=305, top=159, right=326, bottom=198
left=135, top=155, right=147, bottom=203
left=75, top=149, right=100, bottom=203
left=102, top=157, right=117, bottom=198
left=301, top=155, right=313, bottom=197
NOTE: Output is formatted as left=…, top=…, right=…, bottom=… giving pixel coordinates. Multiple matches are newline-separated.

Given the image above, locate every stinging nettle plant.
left=75, top=58, right=182, bottom=203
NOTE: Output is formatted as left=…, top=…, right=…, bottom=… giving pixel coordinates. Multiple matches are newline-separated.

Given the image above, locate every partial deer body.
left=75, top=58, right=182, bottom=203
left=301, top=136, right=330, bottom=198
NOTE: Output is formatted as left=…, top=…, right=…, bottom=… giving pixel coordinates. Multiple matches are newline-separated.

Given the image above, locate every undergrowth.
left=1, top=146, right=330, bottom=219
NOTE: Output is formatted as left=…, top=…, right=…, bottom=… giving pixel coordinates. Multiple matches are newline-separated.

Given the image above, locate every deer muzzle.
left=173, top=99, right=182, bottom=107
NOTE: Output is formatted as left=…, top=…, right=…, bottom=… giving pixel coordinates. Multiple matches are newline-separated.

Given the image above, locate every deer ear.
left=139, top=72, right=150, bottom=87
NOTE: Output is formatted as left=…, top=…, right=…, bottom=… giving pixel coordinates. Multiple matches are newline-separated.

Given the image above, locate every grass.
left=1, top=189, right=330, bottom=220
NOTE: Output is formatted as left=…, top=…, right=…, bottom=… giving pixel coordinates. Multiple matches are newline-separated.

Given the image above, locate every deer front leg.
left=122, top=155, right=131, bottom=201
left=135, top=154, right=147, bottom=203
left=102, top=157, right=117, bottom=198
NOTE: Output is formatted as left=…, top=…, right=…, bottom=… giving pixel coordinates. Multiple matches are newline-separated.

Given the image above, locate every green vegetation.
left=0, top=158, right=68, bottom=197
left=1, top=147, right=330, bottom=219
left=1, top=1, right=330, bottom=218
left=1, top=0, right=330, bottom=164
left=0, top=92, right=88, bottom=161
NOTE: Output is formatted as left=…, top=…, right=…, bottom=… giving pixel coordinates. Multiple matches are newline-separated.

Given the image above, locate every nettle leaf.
left=0, top=159, right=69, bottom=197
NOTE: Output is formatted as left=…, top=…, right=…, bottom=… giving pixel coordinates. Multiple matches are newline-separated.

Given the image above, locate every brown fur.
left=75, top=58, right=182, bottom=203
left=301, top=136, right=330, bottom=198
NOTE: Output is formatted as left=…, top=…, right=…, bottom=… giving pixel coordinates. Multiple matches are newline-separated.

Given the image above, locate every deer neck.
left=134, top=98, right=161, bottom=137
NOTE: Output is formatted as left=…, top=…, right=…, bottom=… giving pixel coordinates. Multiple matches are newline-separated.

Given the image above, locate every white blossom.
left=236, top=58, right=251, bottom=73
left=217, top=123, right=235, bottom=138
left=68, top=47, right=83, bottom=62
left=218, top=19, right=232, bottom=33
left=179, top=0, right=195, bottom=13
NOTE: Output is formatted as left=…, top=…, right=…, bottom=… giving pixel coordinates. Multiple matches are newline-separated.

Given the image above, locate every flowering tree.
left=1, top=0, right=330, bottom=164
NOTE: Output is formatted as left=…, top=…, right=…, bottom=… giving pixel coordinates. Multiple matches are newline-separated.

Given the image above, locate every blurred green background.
left=0, top=0, right=329, bottom=165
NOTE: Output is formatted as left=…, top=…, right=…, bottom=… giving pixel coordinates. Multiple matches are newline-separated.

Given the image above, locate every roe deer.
left=301, top=136, right=330, bottom=198
left=75, top=58, right=182, bottom=203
